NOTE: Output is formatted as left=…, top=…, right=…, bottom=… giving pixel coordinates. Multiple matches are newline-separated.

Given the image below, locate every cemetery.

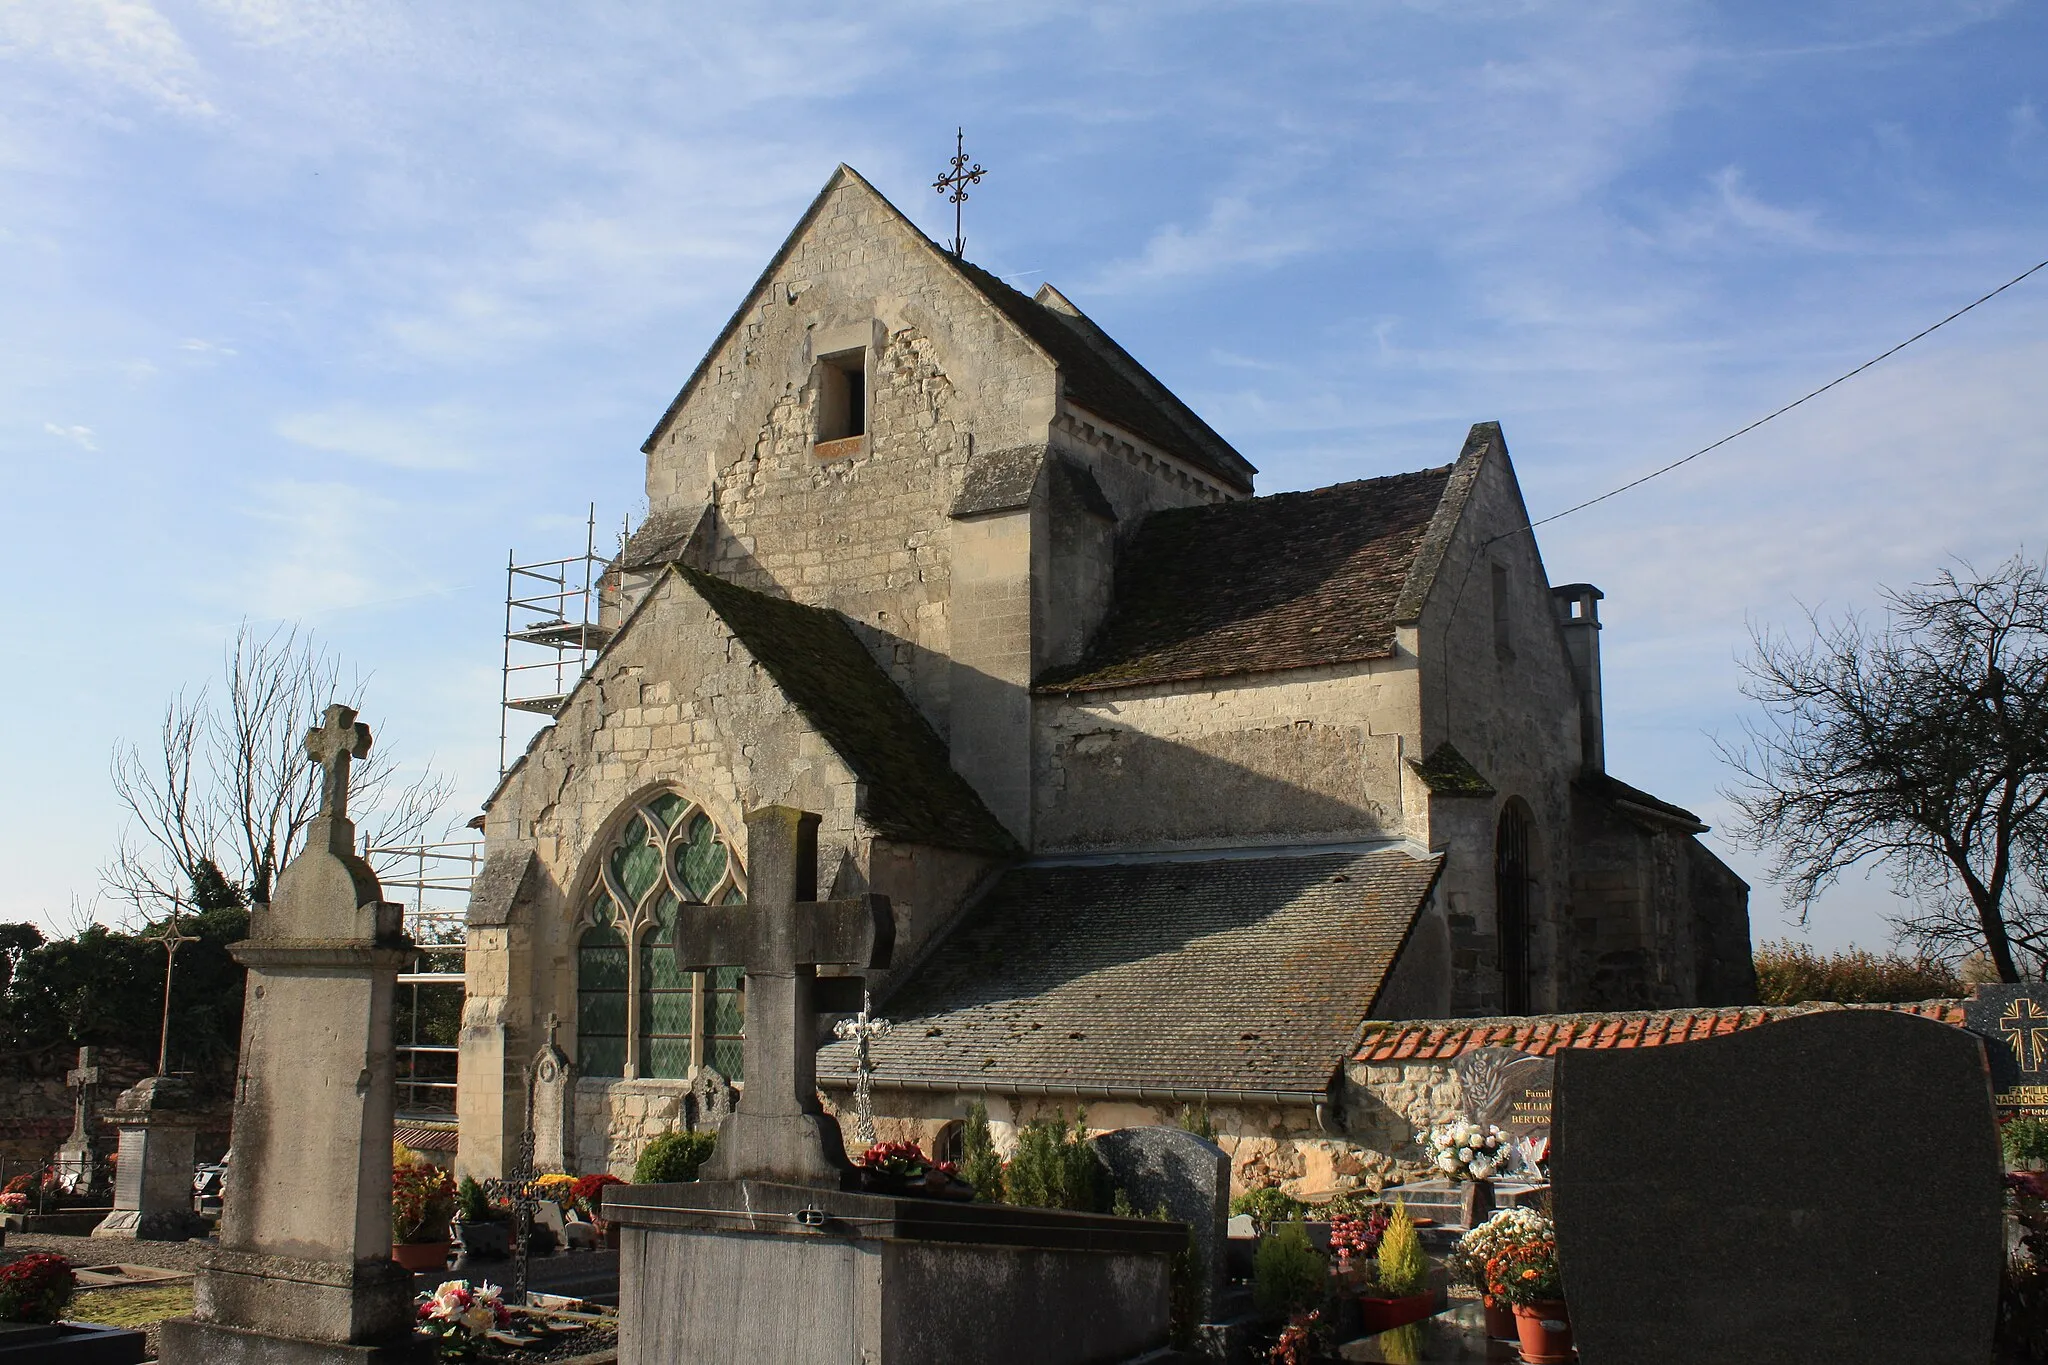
left=1, top=148, right=2044, bottom=1365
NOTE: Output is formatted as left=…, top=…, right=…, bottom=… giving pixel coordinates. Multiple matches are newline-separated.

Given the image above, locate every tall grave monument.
left=161, top=705, right=422, bottom=1364
left=605, top=805, right=1185, bottom=1365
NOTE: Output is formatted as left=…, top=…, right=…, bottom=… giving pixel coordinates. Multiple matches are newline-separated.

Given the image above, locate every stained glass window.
left=575, top=792, right=747, bottom=1082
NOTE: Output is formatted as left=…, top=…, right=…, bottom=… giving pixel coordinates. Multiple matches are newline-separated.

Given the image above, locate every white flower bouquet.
left=416, top=1278, right=511, bottom=1358
left=1447, top=1204, right=1554, bottom=1292
left=1422, top=1119, right=1510, bottom=1180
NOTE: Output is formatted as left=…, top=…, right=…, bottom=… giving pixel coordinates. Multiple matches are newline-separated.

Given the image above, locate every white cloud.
left=43, top=421, right=96, bottom=450
left=178, top=337, right=236, bottom=355
left=274, top=403, right=483, bottom=472
left=0, top=0, right=215, bottom=115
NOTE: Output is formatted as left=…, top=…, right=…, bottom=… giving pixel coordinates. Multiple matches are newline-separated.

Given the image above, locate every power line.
left=1513, top=252, right=2048, bottom=539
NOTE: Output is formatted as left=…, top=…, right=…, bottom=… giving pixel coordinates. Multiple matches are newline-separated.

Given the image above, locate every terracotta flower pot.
left=1482, top=1296, right=1518, bottom=1341
left=391, top=1240, right=451, bottom=1273
left=1512, top=1300, right=1573, bottom=1363
left=1358, top=1291, right=1434, bottom=1333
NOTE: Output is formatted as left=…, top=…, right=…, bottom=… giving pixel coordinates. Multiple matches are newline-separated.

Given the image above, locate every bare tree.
left=106, top=624, right=457, bottom=919
left=1720, top=554, right=2048, bottom=982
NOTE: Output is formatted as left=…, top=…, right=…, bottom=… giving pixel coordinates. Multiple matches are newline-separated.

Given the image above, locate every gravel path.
left=1, top=1232, right=213, bottom=1272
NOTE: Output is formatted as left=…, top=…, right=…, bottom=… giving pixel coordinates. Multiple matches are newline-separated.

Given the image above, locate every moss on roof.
left=1408, top=742, right=1496, bottom=797
left=678, top=568, right=1018, bottom=855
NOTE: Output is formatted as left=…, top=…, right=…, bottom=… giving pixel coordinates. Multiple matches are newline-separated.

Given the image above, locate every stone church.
left=455, top=166, right=1752, bottom=1192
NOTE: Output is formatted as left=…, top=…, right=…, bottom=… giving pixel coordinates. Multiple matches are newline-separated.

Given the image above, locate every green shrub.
left=1374, top=1200, right=1427, bottom=1297
left=1175, top=1104, right=1217, bottom=1142
left=961, top=1100, right=1006, bottom=1202
left=2008, top=1116, right=2048, bottom=1168
left=1253, top=1222, right=1325, bottom=1317
left=1004, top=1110, right=1107, bottom=1212
left=634, top=1130, right=716, bottom=1184
left=454, top=1176, right=501, bottom=1225
left=1752, top=941, right=1963, bottom=1004
left=1231, top=1185, right=1310, bottom=1234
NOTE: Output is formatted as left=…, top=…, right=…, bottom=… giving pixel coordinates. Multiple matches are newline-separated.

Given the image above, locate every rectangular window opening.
left=816, top=348, right=867, bottom=449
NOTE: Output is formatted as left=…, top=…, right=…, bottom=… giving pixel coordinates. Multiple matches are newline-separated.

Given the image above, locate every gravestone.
left=1456, top=1046, right=1554, bottom=1148
left=607, top=805, right=1184, bottom=1365
left=53, top=1048, right=104, bottom=1195
left=530, top=1013, right=575, bottom=1175
left=160, top=704, right=422, bottom=1364
left=1553, top=1008, right=2001, bottom=1365
left=1963, top=982, right=2048, bottom=1115
left=1092, top=1126, right=1230, bottom=1318
left=91, top=1075, right=204, bottom=1241
left=682, top=1067, right=735, bottom=1132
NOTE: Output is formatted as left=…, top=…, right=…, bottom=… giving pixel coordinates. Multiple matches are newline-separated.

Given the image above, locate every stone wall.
left=1033, top=661, right=1417, bottom=853
left=572, top=1077, right=697, bottom=1177
left=0, top=1049, right=233, bottom=1177
left=1413, top=440, right=1586, bottom=1015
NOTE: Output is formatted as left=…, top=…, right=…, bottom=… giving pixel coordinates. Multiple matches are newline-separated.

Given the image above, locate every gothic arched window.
left=575, top=792, right=746, bottom=1081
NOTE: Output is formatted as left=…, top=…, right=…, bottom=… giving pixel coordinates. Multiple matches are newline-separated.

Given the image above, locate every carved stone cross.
left=304, top=703, right=372, bottom=824
left=675, top=805, right=893, bottom=1186
left=65, top=1047, right=100, bottom=1143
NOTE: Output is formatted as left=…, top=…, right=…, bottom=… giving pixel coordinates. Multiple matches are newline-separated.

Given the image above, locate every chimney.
left=1552, top=584, right=1604, bottom=774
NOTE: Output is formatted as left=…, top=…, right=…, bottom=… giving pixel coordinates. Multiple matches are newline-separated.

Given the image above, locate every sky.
left=1, top=0, right=2044, bottom=950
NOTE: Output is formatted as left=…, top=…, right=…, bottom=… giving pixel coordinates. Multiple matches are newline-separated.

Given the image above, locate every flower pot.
left=1512, top=1300, right=1573, bottom=1364
left=452, top=1220, right=512, bottom=1259
left=1358, top=1291, right=1434, bottom=1333
left=1482, top=1296, right=1518, bottom=1341
left=391, top=1240, right=451, bottom=1272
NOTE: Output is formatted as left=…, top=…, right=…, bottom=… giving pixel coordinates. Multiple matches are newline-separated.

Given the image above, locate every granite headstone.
left=1092, top=1126, right=1230, bottom=1317
left=1963, top=982, right=2048, bottom=1115
left=1553, top=1008, right=2001, bottom=1365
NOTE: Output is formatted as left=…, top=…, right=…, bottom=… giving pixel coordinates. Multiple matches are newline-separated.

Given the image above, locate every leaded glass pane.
left=708, top=966, right=744, bottom=1082
left=645, top=792, right=685, bottom=830
left=577, top=925, right=628, bottom=1079
left=721, top=887, right=744, bottom=906
left=708, top=1036, right=744, bottom=1079
left=639, top=916, right=692, bottom=1082
left=644, top=1037, right=692, bottom=1078
left=675, top=814, right=727, bottom=901
left=609, top=816, right=661, bottom=905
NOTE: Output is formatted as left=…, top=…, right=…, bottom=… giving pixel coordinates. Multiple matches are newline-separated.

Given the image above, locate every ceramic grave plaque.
left=1963, top=983, right=2048, bottom=1115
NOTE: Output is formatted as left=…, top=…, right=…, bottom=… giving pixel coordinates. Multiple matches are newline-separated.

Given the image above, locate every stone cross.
left=305, top=703, right=372, bottom=824
left=832, top=992, right=891, bottom=1145
left=676, top=805, right=894, bottom=1186
left=65, top=1048, right=101, bottom=1144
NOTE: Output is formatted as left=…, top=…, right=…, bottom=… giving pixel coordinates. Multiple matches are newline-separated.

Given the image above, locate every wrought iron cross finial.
left=932, top=127, right=985, bottom=258
left=833, top=990, right=892, bottom=1144
left=305, top=703, right=372, bottom=823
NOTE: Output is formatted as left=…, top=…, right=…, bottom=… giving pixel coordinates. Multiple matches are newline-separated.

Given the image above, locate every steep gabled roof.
left=819, top=846, right=1443, bottom=1099
left=1041, top=465, right=1455, bottom=692
left=638, top=165, right=1254, bottom=494
left=677, top=568, right=1017, bottom=855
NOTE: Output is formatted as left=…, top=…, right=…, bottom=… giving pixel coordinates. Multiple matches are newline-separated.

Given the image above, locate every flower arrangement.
left=0, top=1253, right=75, bottom=1323
left=1267, top=1308, right=1324, bottom=1365
left=1450, top=1205, right=1553, bottom=1295
left=533, top=1172, right=577, bottom=1205
left=415, top=1279, right=511, bottom=1358
left=0, top=1192, right=27, bottom=1214
left=569, top=1173, right=625, bottom=1220
left=1423, top=1119, right=1509, bottom=1180
left=1484, top=1230, right=1564, bottom=1307
left=860, top=1141, right=937, bottom=1179
left=1327, top=1204, right=1391, bottom=1280
left=393, top=1148, right=458, bottom=1245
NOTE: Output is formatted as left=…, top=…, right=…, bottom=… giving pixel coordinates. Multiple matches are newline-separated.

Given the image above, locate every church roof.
left=823, top=845, right=1443, bottom=1100
left=1041, top=465, right=1456, bottom=692
left=677, top=568, right=1018, bottom=856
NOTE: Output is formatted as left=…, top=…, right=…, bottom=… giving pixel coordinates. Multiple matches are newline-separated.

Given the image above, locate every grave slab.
left=1553, top=1008, right=2001, bottom=1365
left=0, top=1320, right=146, bottom=1364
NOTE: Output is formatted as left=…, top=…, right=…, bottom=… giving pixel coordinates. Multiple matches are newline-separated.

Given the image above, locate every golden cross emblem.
left=2001, top=998, right=2048, bottom=1072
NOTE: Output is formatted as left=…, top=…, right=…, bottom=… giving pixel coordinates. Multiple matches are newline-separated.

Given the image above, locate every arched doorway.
left=1495, top=801, right=1533, bottom=1014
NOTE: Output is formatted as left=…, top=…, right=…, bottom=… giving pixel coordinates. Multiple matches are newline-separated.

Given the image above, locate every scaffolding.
left=499, top=505, right=616, bottom=774
left=368, top=839, right=483, bottom=1122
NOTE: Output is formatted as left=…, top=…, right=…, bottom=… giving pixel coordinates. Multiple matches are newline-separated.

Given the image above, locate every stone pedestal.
left=160, top=705, right=426, bottom=1365
left=610, top=1180, right=1184, bottom=1365
left=92, top=1076, right=205, bottom=1242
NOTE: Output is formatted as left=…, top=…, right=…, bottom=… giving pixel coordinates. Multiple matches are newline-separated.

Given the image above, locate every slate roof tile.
left=819, top=847, right=1443, bottom=1098
left=1041, top=467, right=1456, bottom=692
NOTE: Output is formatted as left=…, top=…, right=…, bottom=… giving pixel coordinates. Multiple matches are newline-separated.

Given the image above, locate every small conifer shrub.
left=1374, top=1199, right=1428, bottom=1298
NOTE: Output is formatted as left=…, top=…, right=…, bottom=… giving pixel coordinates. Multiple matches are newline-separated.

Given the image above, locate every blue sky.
left=2, top=0, right=2043, bottom=949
